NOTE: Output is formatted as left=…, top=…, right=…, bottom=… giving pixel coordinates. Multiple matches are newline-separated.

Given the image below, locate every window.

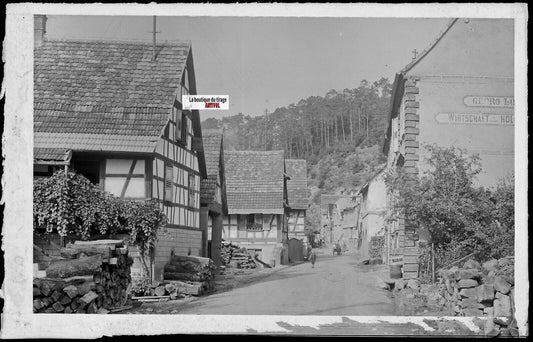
left=188, top=174, right=196, bottom=207
left=164, top=163, right=173, bottom=202
left=247, top=214, right=263, bottom=231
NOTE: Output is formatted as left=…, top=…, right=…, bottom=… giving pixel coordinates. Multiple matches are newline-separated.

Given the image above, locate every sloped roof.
left=224, top=150, right=285, bottom=214
left=34, top=147, right=72, bottom=164
left=401, top=18, right=458, bottom=74
left=34, top=38, right=190, bottom=153
left=200, top=130, right=224, bottom=207
left=285, top=159, right=308, bottom=210
left=383, top=19, right=458, bottom=155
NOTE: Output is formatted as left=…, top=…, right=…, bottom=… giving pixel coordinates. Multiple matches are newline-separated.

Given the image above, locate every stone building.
left=383, top=18, right=514, bottom=279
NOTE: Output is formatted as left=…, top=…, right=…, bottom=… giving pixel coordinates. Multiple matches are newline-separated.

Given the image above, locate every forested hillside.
left=202, top=78, right=391, bottom=198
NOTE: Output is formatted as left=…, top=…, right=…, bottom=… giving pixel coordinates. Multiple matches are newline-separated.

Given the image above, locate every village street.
left=177, top=248, right=392, bottom=315
left=128, top=247, right=393, bottom=316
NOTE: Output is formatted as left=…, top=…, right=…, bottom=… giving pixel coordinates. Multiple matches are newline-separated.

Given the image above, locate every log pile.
left=220, top=241, right=240, bottom=265
left=220, top=241, right=257, bottom=269
left=163, top=254, right=216, bottom=294
left=230, top=252, right=257, bottom=269
left=33, top=239, right=133, bottom=314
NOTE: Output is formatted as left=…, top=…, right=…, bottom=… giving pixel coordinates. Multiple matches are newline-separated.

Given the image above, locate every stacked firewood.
left=33, top=239, right=133, bottom=314
left=163, top=254, right=216, bottom=295
left=220, top=241, right=240, bottom=265
left=220, top=241, right=257, bottom=269
left=231, top=252, right=257, bottom=269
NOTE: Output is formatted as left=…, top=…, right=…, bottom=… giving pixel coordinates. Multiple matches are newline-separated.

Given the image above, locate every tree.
left=385, top=145, right=514, bottom=265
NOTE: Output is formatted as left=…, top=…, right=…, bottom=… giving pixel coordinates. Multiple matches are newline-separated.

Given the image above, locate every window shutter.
left=181, top=112, right=188, bottom=145
left=173, top=107, right=182, bottom=141
left=164, top=163, right=173, bottom=202
left=188, top=174, right=195, bottom=207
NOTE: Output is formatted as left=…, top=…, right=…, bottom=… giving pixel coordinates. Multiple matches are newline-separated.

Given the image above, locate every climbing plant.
left=33, top=170, right=167, bottom=254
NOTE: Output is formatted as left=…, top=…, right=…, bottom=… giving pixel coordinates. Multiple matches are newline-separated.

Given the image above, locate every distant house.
left=319, top=194, right=344, bottom=245
left=200, top=130, right=227, bottom=268
left=336, top=197, right=359, bottom=251
left=33, top=15, right=207, bottom=282
left=222, top=151, right=289, bottom=266
left=285, top=159, right=309, bottom=261
left=357, top=169, right=387, bottom=262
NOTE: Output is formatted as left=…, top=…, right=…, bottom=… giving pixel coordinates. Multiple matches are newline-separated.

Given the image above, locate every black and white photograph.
left=1, top=3, right=528, bottom=338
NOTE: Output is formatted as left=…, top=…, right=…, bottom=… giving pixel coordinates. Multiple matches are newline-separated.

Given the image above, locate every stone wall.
left=438, top=256, right=518, bottom=336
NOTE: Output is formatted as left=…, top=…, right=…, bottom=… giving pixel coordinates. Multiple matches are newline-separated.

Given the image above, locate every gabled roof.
left=224, top=150, right=285, bottom=214
left=33, top=38, right=191, bottom=154
left=383, top=19, right=458, bottom=155
left=200, top=130, right=226, bottom=210
left=285, top=159, right=308, bottom=210
left=401, top=18, right=458, bottom=74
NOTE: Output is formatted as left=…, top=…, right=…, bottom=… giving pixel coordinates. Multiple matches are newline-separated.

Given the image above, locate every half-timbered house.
left=200, top=130, right=227, bottom=268
left=33, top=15, right=207, bottom=281
left=285, top=159, right=309, bottom=261
left=222, top=151, right=289, bottom=267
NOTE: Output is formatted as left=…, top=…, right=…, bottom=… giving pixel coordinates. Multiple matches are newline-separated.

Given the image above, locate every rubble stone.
left=482, top=259, right=499, bottom=273
left=494, top=295, right=512, bottom=317
left=484, top=307, right=495, bottom=317
left=459, top=288, right=477, bottom=298
left=455, top=268, right=481, bottom=280
left=476, top=284, right=495, bottom=303
left=457, top=279, right=478, bottom=288
left=484, top=319, right=500, bottom=337
left=493, top=276, right=511, bottom=294
left=463, top=259, right=481, bottom=270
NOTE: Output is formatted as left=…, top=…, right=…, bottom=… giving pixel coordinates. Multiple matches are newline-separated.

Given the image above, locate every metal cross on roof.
left=150, top=16, right=161, bottom=61
left=412, top=49, right=419, bottom=60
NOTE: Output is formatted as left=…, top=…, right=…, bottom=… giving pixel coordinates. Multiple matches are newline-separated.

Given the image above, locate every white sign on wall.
left=463, top=96, right=514, bottom=108
left=435, top=112, right=514, bottom=125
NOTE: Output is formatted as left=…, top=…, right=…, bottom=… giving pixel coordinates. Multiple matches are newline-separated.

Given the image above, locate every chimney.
left=34, top=14, right=47, bottom=47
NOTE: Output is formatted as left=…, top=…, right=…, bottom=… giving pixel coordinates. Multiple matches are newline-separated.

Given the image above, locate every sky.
left=45, top=15, right=451, bottom=119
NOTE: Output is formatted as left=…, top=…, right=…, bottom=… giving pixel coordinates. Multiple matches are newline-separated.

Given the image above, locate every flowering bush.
left=34, top=170, right=167, bottom=254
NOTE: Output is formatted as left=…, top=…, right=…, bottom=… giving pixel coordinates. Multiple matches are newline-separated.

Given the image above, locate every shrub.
left=385, top=145, right=514, bottom=267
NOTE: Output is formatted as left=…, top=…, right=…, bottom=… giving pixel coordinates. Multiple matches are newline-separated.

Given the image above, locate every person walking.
left=310, top=250, right=317, bottom=268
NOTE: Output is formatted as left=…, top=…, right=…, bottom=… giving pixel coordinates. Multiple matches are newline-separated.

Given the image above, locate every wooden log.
left=164, top=263, right=203, bottom=274
left=66, top=243, right=112, bottom=258
left=77, top=281, right=96, bottom=296
left=170, top=254, right=212, bottom=266
left=87, top=302, right=98, bottom=314
left=73, top=239, right=124, bottom=248
left=165, top=281, right=203, bottom=296
left=60, top=247, right=80, bottom=259
left=33, top=299, right=44, bottom=310
left=154, top=286, right=166, bottom=297
left=52, top=302, right=65, bottom=312
left=79, top=290, right=99, bottom=306
left=163, top=272, right=202, bottom=282
left=45, top=255, right=102, bottom=278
